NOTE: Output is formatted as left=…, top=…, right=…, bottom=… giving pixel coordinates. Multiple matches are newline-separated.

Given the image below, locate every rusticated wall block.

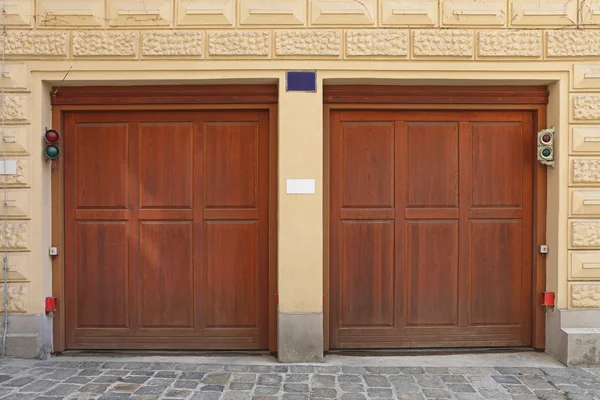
left=142, top=31, right=203, bottom=57
left=73, top=31, right=138, bottom=57
left=477, top=30, right=542, bottom=57
left=275, top=30, right=341, bottom=56
left=413, top=29, right=473, bottom=57
left=547, top=30, right=600, bottom=57
left=6, top=31, right=67, bottom=57
left=345, top=30, right=408, bottom=57
left=571, top=284, right=600, bottom=308
left=574, top=96, right=600, bottom=121
left=208, top=31, right=270, bottom=56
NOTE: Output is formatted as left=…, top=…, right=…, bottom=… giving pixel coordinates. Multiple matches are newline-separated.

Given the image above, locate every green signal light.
left=45, top=144, right=60, bottom=159
left=541, top=148, right=551, bottom=157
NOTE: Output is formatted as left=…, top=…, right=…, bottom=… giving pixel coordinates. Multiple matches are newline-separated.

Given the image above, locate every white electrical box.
left=0, top=160, right=17, bottom=175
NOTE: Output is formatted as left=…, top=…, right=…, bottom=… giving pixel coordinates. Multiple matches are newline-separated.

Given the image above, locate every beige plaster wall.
left=2, top=0, right=600, bottom=323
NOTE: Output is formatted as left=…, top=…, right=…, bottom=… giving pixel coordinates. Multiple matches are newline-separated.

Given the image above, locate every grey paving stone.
left=174, top=363, right=200, bottom=371
left=134, top=386, right=168, bottom=395
left=230, top=382, right=254, bottom=390
left=492, top=375, right=521, bottom=385
left=392, top=382, right=420, bottom=393
left=225, top=366, right=250, bottom=373
left=201, top=385, right=225, bottom=392
left=441, top=375, right=467, bottom=383
left=446, top=384, right=476, bottom=393
left=340, top=394, right=367, bottom=400
left=399, top=368, right=425, bottom=375
left=314, top=366, right=340, bottom=374
left=125, top=363, right=152, bottom=370
left=340, top=383, right=365, bottom=393
left=91, top=375, right=121, bottom=384
left=101, top=362, right=128, bottom=369
left=285, top=374, right=308, bottom=383
left=120, top=376, right=151, bottom=384
left=339, top=375, right=362, bottom=383
left=4, top=377, right=36, bottom=387
left=504, top=385, right=533, bottom=395
left=232, top=373, right=256, bottom=382
left=454, top=394, right=484, bottom=400
left=532, top=390, right=567, bottom=399
left=155, top=371, right=178, bottom=378
left=251, top=397, right=278, bottom=400
left=366, top=388, right=393, bottom=398
left=254, top=386, right=279, bottom=395
left=65, top=376, right=92, bottom=385
left=519, top=375, right=553, bottom=390
left=364, top=375, right=391, bottom=387
left=424, top=368, right=450, bottom=375
left=202, top=373, right=230, bottom=385
left=79, top=383, right=111, bottom=393
left=112, top=383, right=141, bottom=392
left=19, top=379, right=57, bottom=392
left=518, top=368, right=544, bottom=376
left=478, top=389, right=511, bottom=399
left=342, top=367, right=367, bottom=375
left=163, top=388, right=193, bottom=398
left=290, top=366, right=314, bottom=374
left=449, top=368, right=497, bottom=375
left=273, top=366, right=289, bottom=373
left=79, top=369, right=103, bottom=376
left=196, top=365, right=222, bottom=373
left=495, top=367, right=522, bottom=375
left=105, top=370, right=130, bottom=377
left=191, top=392, right=222, bottom=400
left=396, top=394, right=425, bottom=400
left=283, top=383, right=309, bottom=393
left=257, top=374, right=282, bottom=386
left=44, top=383, right=80, bottom=396
left=311, top=388, right=337, bottom=398
left=312, top=375, right=335, bottom=389
left=390, top=375, right=415, bottom=385
left=174, top=380, right=199, bottom=389
left=221, top=392, right=253, bottom=400
left=130, top=371, right=155, bottom=377
left=282, top=394, right=308, bottom=400
left=365, top=367, right=401, bottom=374
left=2, top=394, right=38, bottom=400
left=248, top=366, right=272, bottom=373
left=415, top=374, right=444, bottom=388
left=98, top=393, right=131, bottom=400
left=422, top=388, right=453, bottom=398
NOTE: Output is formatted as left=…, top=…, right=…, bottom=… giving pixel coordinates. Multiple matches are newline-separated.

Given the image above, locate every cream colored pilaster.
left=277, top=79, right=324, bottom=362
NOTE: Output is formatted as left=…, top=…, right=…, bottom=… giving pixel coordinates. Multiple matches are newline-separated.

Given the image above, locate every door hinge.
left=539, top=244, right=548, bottom=254
left=49, top=247, right=58, bottom=256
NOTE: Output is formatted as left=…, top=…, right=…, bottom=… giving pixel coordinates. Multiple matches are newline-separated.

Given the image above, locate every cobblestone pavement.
left=0, top=357, right=598, bottom=400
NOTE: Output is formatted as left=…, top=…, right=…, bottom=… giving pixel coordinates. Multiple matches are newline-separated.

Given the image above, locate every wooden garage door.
left=64, top=110, right=270, bottom=350
left=330, top=110, right=534, bottom=349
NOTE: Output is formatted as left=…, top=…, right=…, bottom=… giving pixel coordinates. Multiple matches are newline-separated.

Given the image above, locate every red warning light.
left=44, top=130, right=59, bottom=143
left=541, top=134, right=552, bottom=143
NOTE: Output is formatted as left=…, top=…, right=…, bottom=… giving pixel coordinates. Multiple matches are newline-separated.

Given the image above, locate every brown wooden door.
left=330, top=110, right=534, bottom=349
left=64, top=110, right=270, bottom=350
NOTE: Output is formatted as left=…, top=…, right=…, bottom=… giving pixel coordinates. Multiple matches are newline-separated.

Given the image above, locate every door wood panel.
left=330, top=110, right=534, bottom=349
left=64, top=110, right=271, bottom=350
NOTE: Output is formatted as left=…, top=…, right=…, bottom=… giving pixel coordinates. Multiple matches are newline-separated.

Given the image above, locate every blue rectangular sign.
left=286, top=71, right=317, bottom=92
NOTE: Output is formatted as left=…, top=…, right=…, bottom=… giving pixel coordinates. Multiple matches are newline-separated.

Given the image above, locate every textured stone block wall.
left=569, top=67, right=600, bottom=309
left=0, top=62, right=32, bottom=314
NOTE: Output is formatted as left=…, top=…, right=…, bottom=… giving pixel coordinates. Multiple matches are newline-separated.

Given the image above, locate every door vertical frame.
left=50, top=85, right=279, bottom=353
left=323, top=90, right=548, bottom=351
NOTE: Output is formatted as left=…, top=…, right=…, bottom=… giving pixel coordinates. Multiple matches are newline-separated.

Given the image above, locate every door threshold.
left=54, top=350, right=274, bottom=358
left=326, top=347, right=537, bottom=357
